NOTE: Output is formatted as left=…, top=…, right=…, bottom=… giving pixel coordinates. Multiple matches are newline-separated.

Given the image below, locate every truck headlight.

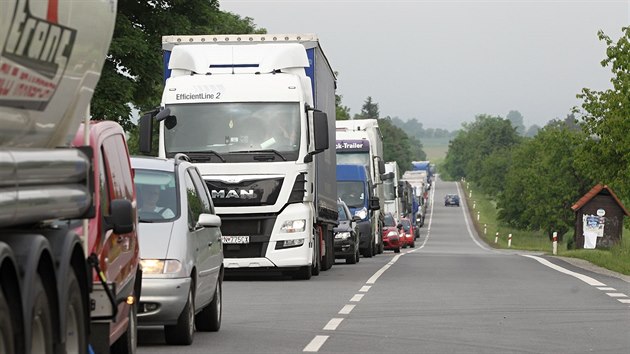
left=335, top=232, right=351, bottom=240
left=140, top=259, right=183, bottom=275
left=354, top=208, right=367, bottom=220
left=280, top=219, right=306, bottom=233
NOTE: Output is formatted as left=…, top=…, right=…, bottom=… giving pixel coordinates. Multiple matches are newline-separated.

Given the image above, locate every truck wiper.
left=228, top=149, right=287, bottom=161
left=171, top=150, right=226, bottom=162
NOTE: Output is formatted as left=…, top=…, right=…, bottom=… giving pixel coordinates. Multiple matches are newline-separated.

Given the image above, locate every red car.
left=399, top=217, right=416, bottom=248
left=382, top=213, right=402, bottom=253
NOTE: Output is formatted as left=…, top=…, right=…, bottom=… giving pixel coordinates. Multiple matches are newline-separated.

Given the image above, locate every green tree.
left=506, top=110, right=526, bottom=136
left=91, top=1, right=265, bottom=131
left=335, top=94, right=351, bottom=120
left=379, top=117, right=426, bottom=173
left=576, top=27, right=630, bottom=209
left=354, top=96, right=379, bottom=119
left=498, top=121, right=592, bottom=240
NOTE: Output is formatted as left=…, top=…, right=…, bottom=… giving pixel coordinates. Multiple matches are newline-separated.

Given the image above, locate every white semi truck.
left=139, top=34, right=338, bottom=279
left=0, top=1, right=141, bottom=354
left=336, top=119, right=387, bottom=254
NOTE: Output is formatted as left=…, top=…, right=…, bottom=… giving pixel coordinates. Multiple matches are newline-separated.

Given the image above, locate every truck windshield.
left=337, top=181, right=365, bottom=208
left=336, top=152, right=370, bottom=167
left=164, top=102, right=301, bottom=159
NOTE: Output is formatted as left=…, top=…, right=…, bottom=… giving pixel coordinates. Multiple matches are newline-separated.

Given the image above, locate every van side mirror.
left=106, top=199, right=134, bottom=234
left=369, top=196, right=380, bottom=210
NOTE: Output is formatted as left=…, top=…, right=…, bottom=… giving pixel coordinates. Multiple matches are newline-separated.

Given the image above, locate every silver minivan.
left=132, top=155, right=223, bottom=345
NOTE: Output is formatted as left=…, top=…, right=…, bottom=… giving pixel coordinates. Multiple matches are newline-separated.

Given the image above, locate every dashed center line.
left=338, top=304, right=355, bottom=315
left=359, top=285, right=371, bottom=292
left=617, top=299, right=630, bottom=304
left=323, top=318, right=344, bottom=331
left=303, top=335, right=329, bottom=352
left=350, top=294, right=364, bottom=302
left=597, top=287, right=616, bottom=291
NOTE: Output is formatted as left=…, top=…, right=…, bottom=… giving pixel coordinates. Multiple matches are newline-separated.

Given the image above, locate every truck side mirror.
left=378, top=159, right=385, bottom=174
left=309, top=110, right=329, bottom=154
left=106, top=199, right=134, bottom=234
left=138, top=112, right=153, bottom=154
left=381, top=172, right=394, bottom=180
left=369, top=196, right=380, bottom=210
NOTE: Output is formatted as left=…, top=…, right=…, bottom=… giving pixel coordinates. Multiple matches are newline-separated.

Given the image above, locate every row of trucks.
left=1, top=1, right=141, bottom=353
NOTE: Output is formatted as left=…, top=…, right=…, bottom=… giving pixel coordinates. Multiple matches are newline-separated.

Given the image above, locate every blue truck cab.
left=336, top=164, right=378, bottom=257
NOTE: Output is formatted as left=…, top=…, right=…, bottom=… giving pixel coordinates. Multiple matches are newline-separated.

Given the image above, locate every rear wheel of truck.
left=64, top=269, right=87, bottom=354
left=30, top=274, right=54, bottom=354
left=111, top=295, right=137, bottom=354
left=320, top=228, right=333, bottom=271
left=196, top=278, right=222, bottom=332
left=165, top=286, right=194, bottom=345
left=311, top=231, right=320, bottom=276
left=0, top=288, right=15, bottom=354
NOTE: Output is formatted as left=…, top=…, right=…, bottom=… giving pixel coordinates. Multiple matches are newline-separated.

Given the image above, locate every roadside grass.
left=460, top=181, right=630, bottom=275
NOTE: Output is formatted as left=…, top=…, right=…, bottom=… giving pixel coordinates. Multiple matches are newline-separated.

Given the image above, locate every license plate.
left=222, top=236, right=250, bottom=244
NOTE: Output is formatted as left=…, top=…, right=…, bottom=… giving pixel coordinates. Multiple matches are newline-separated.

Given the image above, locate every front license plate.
left=222, top=236, right=250, bottom=244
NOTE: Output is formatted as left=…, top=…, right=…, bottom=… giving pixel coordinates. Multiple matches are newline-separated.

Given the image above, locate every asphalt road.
left=138, top=178, right=630, bottom=353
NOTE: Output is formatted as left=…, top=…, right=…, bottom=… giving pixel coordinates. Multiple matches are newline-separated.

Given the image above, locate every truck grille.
left=220, top=214, right=277, bottom=258
left=206, top=178, right=283, bottom=207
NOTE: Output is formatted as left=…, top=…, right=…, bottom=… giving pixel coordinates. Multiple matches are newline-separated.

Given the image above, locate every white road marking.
left=323, top=318, right=344, bottom=331
left=597, top=287, right=616, bottom=291
left=617, top=299, right=630, bottom=304
left=303, top=335, right=329, bottom=352
left=359, top=285, right=371, bottom=292
left=457, top=182, right=493, bottom=251
left=350, top=294, right=364, bottom=302
left=606, top=293, right=628, bottom=298
left=338, top=304, right=355, bottom=315
left=366, top=263, right=392, bottom=284
left=523, top=255, right=606, bottom=287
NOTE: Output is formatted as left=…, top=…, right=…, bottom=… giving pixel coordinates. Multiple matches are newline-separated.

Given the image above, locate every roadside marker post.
left=484, top=224, right=487, bottom=235
left=473, top=200, right=476, bottom=209
left=508, top=233, right=512, bottom=248
left=552, top=232, right=558, bottom=255
left=495, top=232, right=499, bottom=244
left=476, top=211, right=480, bottom=221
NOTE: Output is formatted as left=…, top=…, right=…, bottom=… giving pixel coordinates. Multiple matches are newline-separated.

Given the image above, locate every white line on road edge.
left=303, top=335, right=329, bottom=352
left=350, top=294, right=364, bottom=302
left=407, top=177, right=436, bottom=253
left=522, top=255, right=606, bottom=287
left=457, top=182, right=493, bottom=251
left=618, top=299, right=630, bottom=304
left=597, top=287, right=616, bottom=291
left=359, top=285, right=371, bottom=292
left=606, top=293, right=628, bottom=298
left=338, top=304, right=355, bottom=315
left=323, top=318, right=344, bottom=331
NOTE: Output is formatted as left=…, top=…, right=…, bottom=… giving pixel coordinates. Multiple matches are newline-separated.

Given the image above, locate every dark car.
left=334, top=200, right=361, bottom=264
left=444, top=194, right=460, bottom=207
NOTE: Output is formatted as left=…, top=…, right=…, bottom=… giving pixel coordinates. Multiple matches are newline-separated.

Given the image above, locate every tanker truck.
left=0, top=1, right=141, bottom=353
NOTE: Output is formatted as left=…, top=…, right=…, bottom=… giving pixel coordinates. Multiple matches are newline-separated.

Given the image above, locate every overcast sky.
left=219, top=0, right=629, bottom=130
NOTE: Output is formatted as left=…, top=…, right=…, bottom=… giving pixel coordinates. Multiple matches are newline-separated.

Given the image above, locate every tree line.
left=442, top=27, right=630, bottom=240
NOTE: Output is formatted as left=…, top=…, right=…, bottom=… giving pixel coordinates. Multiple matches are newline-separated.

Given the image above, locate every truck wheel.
left=195, top=278, right=222, bottom=332
left=319, top=226, right=332, bottom=271
left=311, top=232, right=320, bottom=276
left=165, top=286, right=194, bottom=345
left=64, top=270, right=87, bottom=354
left=0, top=289, right=15, bottom=354
left=293, top=265, right=312, bottom=280
left=111, top=295, right=137, bottom=354
left=30, top=274, right=54, bottom=354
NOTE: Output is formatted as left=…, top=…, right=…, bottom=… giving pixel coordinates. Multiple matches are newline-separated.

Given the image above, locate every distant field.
left=419, top=137, right=450, bottom=160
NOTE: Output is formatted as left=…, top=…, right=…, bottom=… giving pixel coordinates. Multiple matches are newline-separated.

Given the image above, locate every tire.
left=394, top=247, right=401, bottom=253
left=30, top=274, right=54, bottom=354
left=0, top=288, right=15, bottom=354
left=165, top=286, right=194, bottom=345
left=293, top=265, right=312, bottom=280
left=345, top=250, right=357, bottom=264
left=64, top=270, right=87, bottom=354
left=410, top=241, right=415, bottom=248
left=355, top=246, right=360, bottom=263
left=364, top=241, right=373, bottom=258
left=311, top=232, right=320, bottom=276
left=195, top=278, right=222, bottom=332
left=111, top=294, right=137, bottom=354
left=319, top=228, right=333, bottom=272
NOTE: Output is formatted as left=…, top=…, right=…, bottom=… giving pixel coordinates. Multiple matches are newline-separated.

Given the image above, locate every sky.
left=219, top=0, right=629, bottom=131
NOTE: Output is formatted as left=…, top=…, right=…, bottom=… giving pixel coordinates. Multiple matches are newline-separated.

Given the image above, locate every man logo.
left=212, top=189, right=256, bottom=199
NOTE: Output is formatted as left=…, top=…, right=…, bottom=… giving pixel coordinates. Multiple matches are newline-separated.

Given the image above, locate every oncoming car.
left=444, top=194, right=460, bottom=207
left=132, top=155, right=224, bottom=345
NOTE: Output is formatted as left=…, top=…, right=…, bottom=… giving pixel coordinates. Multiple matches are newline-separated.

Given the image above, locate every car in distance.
left=444, top=194, right=460, bottom=207
left=382, top=212, right=401, bottom=253
left=334, top=200, right=361, bottom=264
left=132, top=155, right=224, bottom=345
